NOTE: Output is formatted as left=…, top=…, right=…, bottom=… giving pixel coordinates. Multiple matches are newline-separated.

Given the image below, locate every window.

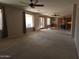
left=47, top=18, right=50, bottom=25
left=25, top=14, right=34, bottom=28
left=0, top=9, right=2, bottom=30
left=39, top=17, right=45, bottom=28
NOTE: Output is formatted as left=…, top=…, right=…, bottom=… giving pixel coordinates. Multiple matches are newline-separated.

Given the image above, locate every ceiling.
left=0, top=0, right=74, bottom=16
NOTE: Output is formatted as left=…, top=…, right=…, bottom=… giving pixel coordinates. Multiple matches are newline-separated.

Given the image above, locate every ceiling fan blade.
left=54, top=15, right=59, bottom=16
left=52, top=14, right=60, bottom=17
left=29, top=4, right=35, bottom=8
left=34, top=4, right=44, bottom=7
left=30, top=0, right=33, bottom=2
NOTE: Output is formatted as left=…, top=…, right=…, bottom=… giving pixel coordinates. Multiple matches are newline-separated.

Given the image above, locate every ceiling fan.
left=19, top=0, right=44, bottom=8
left=52, top=14, right=60, bottom=17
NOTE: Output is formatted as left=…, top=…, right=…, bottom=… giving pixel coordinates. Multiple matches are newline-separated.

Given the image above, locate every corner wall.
left=74, top=0, right=79, bottom=58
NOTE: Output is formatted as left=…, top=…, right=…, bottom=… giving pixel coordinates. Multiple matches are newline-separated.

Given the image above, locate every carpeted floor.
left=0, top=30, right=78, bottom=59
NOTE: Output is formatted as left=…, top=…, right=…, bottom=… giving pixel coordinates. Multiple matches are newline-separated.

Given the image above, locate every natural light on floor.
left=25, top=14, right=34, bottom=28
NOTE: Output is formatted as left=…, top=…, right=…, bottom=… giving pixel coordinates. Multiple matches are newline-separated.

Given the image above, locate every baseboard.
left=73, top=39, right=79, bottom=59
left=8, top=33, right=24, bottom=39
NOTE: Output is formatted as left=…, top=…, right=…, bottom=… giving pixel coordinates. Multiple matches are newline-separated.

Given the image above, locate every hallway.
left=0, top=30, right=78, bottom=59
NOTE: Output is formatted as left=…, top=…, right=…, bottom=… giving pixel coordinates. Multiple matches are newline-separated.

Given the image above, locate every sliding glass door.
left=25, top=14, right=34, bottom=28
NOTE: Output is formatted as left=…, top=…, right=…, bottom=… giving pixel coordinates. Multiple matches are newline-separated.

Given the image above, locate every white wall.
left=74, top=0, right=79, bottom=58
left=5, top=7, right=24, bottom=37
left=34, top=14, right=40, bottom=31
left=0, top=3, right=51, bottom=38
left=3, top=6, right=42, bottom=37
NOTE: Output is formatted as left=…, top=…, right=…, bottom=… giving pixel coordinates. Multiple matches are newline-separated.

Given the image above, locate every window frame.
left=25, top=13, right=34, bottom=28
left=47, top=17, right=51, bottom=26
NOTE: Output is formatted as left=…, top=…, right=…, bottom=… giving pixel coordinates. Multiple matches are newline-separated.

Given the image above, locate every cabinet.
left=66, top=17, right=72, bottom=31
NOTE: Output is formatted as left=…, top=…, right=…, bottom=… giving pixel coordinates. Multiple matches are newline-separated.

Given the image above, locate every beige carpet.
left=0, top=30, right=78, bottom=59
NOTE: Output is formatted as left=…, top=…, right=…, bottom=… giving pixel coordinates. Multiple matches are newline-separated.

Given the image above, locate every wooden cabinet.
left=58, top=16, right=72, bottom=31
left=66, top=17, right=72, bottom=31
